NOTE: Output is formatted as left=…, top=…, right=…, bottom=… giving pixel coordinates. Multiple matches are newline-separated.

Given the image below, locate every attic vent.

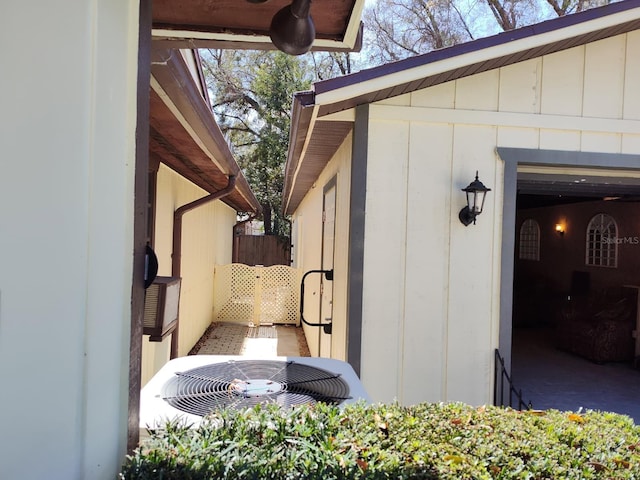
left=161, top=360, right=351, bottom=415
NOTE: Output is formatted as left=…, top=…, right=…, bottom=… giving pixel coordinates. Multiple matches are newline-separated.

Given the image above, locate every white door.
left=319, top=178, right=336, bottom=357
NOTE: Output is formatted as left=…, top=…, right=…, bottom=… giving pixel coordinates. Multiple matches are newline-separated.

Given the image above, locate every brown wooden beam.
left=128, top=0, right=152, bottom=454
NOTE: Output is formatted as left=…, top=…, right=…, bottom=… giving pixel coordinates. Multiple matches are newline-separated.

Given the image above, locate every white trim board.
left=368, top=104, right=640, bottom=135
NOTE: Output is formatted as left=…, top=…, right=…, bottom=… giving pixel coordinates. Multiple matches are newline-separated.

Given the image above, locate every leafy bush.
left=121, top=402, right=640, bottom=479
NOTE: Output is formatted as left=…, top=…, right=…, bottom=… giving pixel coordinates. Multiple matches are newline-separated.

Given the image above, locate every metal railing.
left=494, top=349, right=532, bottom=410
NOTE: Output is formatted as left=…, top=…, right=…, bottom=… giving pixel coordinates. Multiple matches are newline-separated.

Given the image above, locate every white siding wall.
left=0, top=2, right=139, bottom=479
left=360, top=32, right=640, bottom=405
left=141, top=165, right=237, bottom=385
left=292, top=134, right=352, bottom=360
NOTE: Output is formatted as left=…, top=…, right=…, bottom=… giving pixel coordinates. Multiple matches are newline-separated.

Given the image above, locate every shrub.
left=121, top=402, right=640, bottom=479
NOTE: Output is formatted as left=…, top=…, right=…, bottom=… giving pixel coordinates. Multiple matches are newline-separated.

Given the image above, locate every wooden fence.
left=233, top=235, right=291, bottom=266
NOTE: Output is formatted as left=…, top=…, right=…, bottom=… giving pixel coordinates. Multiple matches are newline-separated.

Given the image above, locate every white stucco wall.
left=292, top=134, right=352, bottom=360
left=358, top=32, right=640, bottom=406
left=0, top=1, right=139, bottom=479
left=142, top=164, right=237, bottom=385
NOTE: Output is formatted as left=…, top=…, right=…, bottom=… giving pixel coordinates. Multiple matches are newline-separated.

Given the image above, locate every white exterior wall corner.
left=356, top=29, right=640, bottom=406
left=0, top=1, right=139, bottom=479
left=142, top=165, right=237, bottom=385
left=291, top=134, right=352, bottom=360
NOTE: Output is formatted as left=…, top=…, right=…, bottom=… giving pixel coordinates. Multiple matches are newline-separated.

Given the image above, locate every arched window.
left=585, top=213, right=617, bottom=268
left=519, top=219, right=540, bottom=261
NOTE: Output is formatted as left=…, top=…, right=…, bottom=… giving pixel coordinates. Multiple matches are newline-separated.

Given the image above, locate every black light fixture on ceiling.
left=269, top=0, right=315, bottom=55
left=459, top=171, right=491, bottom=226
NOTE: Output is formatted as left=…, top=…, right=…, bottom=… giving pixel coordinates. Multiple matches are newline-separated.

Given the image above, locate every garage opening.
left=510, top=166, right=640, bottom=421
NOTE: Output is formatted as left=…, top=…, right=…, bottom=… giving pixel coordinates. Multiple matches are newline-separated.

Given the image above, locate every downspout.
left=169, top=174, right=236, bottom=358
left=172, top=174, right=236, bottom=277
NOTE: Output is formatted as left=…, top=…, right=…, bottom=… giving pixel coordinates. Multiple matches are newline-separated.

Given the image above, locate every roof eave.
left=282, top=92, right=316, bottom=216
left=282, top=0, right=640, bottom=216
left=314, top=0, right=640, bottom=108
left=150, top=47, right=261, bottom=214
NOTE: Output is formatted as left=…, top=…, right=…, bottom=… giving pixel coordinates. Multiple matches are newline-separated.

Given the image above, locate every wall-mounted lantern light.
left=555, top=223, right=565, bottom=235
left=459, top=171, right=491, bottom=226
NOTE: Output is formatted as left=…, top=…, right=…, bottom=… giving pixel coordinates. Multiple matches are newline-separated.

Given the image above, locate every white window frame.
left=519, top=218, right=540, bottom=261
left=585, top=213, right=618, bottom=268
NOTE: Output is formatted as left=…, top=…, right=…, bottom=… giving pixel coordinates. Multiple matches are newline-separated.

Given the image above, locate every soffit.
left=152, top=0, right=363, bottom=52
left=283, top=119, right=353, bottom=215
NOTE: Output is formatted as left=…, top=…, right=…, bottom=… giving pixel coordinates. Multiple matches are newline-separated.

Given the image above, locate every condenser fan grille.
left=161, top=360, right=351, bottom=416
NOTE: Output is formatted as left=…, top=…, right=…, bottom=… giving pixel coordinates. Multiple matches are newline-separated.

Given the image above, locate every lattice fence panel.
left=213, top=264, right=301, bottom=325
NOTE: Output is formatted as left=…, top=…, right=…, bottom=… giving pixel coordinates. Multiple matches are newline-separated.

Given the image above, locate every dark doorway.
left=510, top=169, right=640, bottom=422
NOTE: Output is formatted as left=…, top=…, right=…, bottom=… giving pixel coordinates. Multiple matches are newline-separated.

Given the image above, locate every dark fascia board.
left=150, top=46, right=261, bottom=214
left=315, top=0, right=640, bottom=100
left=282, top=92, right=316, bottom=215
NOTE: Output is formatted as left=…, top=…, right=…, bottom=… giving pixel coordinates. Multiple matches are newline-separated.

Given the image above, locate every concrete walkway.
left=190, top=322, right=310, bottom=357
left=512, top=326, right=640, bottom=423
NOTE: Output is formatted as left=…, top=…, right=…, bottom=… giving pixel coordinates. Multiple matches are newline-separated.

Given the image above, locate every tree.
left=201, top=49, right=357, bottom=236
left=361, top=0, right=613, bottom=64
left=202, top=50, right=313, bottom=236
left=544, top=0, right=611, bottom=16
left=362, top=0, right=476, bottom=64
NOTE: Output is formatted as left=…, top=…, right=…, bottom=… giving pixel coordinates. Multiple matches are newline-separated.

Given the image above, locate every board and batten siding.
left=142, top=164, right=237, bottom=385
left=292, top=133, right=352, bottom=361
left=359, top=31, right=640, bottom=406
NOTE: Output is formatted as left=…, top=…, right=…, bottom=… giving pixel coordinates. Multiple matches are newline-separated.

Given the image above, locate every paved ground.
left=512, top=326, right=640, bottom=423
left=190, top=322, right=310, bottom=357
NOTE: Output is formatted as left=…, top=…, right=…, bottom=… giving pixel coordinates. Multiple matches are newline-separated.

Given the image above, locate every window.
left=586, top=213, right=617, bottom=268
left=519, top=219, right=540, bottom=261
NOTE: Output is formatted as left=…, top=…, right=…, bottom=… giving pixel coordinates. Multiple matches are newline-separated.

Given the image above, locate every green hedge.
left=121, top=402, right=640, bottom=479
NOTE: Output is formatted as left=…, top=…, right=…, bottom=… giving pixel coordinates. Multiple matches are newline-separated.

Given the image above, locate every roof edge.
left=314, top=0, right=640, bottom=100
